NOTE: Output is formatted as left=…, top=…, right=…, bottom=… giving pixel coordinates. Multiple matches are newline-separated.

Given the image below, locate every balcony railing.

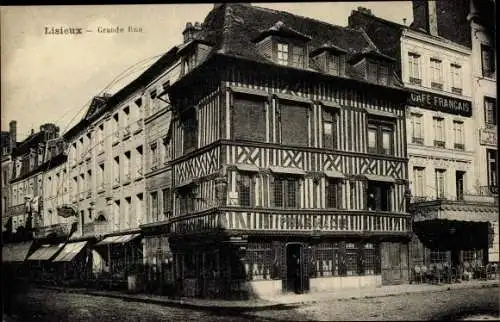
left=412, top=137, right=424, bottom=145
left=433, top=140, right=445, bottom=148
left=123, top=125, right=131, bottom=138
left=409, top=77, right=422, bottom=85
left=451, top=87, right=463, bottom=95
left=479, top=185, right=498, bottom=196
left=431, top=82, right=443, bottom=90
left=454, top=143, right=465, bottom=150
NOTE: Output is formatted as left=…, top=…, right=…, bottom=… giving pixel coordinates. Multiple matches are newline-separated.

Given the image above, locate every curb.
left=36, top=281, right=499, bottom=310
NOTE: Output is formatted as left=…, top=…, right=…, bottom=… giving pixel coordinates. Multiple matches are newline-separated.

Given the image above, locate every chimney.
left=403, top=18, right=407, bottom=26
left=357, top=6, right=373, bottom=15
left=427, top=0, right=438, bottom=36
left=9, top=120, right=17, bottom=150
left=182, top=21, right=202, bottom=43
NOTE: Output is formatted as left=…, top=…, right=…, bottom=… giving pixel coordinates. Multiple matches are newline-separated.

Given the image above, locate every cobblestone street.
left=3, top=285, right=499, bottom=321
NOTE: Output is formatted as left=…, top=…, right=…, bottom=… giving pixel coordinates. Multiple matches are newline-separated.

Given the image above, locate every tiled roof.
left=200, top=3, right=402, bottom=86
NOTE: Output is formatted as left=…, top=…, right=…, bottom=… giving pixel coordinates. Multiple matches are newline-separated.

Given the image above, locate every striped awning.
left=235, top=163, right=259, bottom=172
left=52, top=241, right=88, bottom=262
left=269, top=166, right=306, bottom=176
left=2, top=241, right=33, bottom=263
left=27, top=244, right=64, bottom=261
left=365, top=174, right=396, bottom=183
left=95, top=233, right=141, bottom=246
left=324, top=169, right=346, bottom=179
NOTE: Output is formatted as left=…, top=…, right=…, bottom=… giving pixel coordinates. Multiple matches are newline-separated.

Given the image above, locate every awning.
left=52, top=241, right=88, bottom=262
left=365, top=108, right=397, bottom=119
left=27, top=244, right=64, bottom=261
left=95, top=233, right=141, bottom=246
left=175, top=179, right=194, bottom=189
left=269, top=166, right=306, bottom=176
left=365, top=174, right=396, bottom=183
left=235, top=163, right=259, bottom=172
left=2, top=241, right=33, bottom=263
left=319, top=100, right=341, bottom=109
left=324, top=169, right=345, bottom=179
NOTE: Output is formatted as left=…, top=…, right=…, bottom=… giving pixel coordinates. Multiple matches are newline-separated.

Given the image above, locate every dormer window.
left=310, top=43, right=347, bottom=77
left=178, top=38, right=213, bottom=77
left=367, top=61, right=389, bottom=85
left=253, top=21, right=311, bottom=69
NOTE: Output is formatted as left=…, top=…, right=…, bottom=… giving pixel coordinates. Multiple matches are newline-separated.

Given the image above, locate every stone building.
left=349, top=0, right=497, bottom=271
left=1, top=121, right=16, bottom=232
left=166, top=3, right=410, bottom=298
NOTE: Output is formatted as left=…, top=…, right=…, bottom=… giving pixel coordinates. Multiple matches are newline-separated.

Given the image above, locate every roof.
left=198, top=3, right=401, bottom=87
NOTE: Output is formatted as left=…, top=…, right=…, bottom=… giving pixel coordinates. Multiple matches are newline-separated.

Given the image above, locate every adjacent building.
left=166, top=3, right=410, bottom=298
left=1, top=121, right=16, bottom=232
left=349, top=0, right=497, bottom=271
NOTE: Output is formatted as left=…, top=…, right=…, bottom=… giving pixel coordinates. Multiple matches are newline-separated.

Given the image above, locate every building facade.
left=349, top=0, right=498, bottom=271
left=1, top=121, right=16, bottom=232
left=166, top=3, right=410, bottom=299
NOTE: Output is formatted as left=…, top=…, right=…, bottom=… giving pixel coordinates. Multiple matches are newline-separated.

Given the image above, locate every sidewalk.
left=37, top=279, right=499, bottom=312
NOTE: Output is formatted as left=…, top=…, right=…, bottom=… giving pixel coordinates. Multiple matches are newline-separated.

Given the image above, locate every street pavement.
left=3, top=282, right=499, bottom=321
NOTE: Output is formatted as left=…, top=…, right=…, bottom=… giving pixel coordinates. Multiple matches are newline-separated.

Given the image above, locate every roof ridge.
left=352, top=9, right=407, bottom=29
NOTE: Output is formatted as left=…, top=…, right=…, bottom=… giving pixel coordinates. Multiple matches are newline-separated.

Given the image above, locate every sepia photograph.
left=1, top=1, right=498, bottom=321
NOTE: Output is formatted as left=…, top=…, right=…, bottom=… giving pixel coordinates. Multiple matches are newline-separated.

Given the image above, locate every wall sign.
left=408, top=90, right=472, bottom=117
left=479, top=128, right=497, bottom=146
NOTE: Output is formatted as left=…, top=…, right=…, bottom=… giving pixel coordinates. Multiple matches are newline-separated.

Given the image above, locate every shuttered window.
left=233, top=96, right=266, bottom=142
left=280, top=102, right=309, bottom=147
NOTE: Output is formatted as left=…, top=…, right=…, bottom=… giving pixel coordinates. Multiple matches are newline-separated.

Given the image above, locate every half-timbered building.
left=167, top=4, right=410, bottom=298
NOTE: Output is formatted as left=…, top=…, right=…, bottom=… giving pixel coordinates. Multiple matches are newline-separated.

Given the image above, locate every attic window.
left=367, top=61, right=389, bottom=86
left=276, top=42, right=305, bottom=68
left=329, top=55, right=340, bottom=75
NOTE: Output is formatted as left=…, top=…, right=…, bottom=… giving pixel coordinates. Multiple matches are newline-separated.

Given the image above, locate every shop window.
left=273, top=176, right=299, bottom=208
left=345, top=243, right=358, bottom=276
left=362, top=243, right=377, bottom=275
left=430, top=250, right=447, bottom=264
left=312, top=243, right=339, bottom=277
left=245, top=243, right=275, bottom=280
left=367, top=181, right=392, bottom=211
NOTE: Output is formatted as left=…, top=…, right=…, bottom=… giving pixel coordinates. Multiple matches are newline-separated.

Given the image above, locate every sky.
left=1, top=2, right=413, bottom=141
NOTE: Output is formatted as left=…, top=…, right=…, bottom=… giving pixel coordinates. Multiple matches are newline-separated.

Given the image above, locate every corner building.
left=167, top=4, right=410, bottom=298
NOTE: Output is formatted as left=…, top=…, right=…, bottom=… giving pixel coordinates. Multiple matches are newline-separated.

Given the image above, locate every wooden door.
left=381, top=242, right=403, bottom=285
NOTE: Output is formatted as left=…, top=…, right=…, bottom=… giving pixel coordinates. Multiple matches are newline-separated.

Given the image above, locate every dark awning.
left=2, top=241, right=33, bottom=263
left=27, top=244, right=64, bottom=261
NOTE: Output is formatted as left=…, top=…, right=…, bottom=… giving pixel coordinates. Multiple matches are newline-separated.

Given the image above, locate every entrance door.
left=381, top=242, right=409, bottom=285
left=285, top=243, right=304, bottom=293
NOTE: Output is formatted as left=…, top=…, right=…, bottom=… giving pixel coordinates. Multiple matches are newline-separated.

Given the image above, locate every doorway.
left=286, top=243, right=304, bottom=293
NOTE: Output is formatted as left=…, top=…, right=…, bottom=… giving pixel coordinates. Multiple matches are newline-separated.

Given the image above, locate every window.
left=312, top=243, right=339, bottom=277
left=408, top=53, right=421, bottom=84
left=277, top=43, right=289, bottom=65
left=162, top=188, right=171, bottom=215
left=280, top=102, right=309, bottom=147
left=345, top=243, right=358, bottom=276
left=484, top=97, right=497, bottom=126
left=183, top=50, right=197, bottom=74
left=124, top=151, right=131, bottom=180
left=450, top=64, right=462, bottom=94
left=367, top=119, right=393, bottom=155
left=97, top=163, right=104, bottom=190
left=233, top=96, right=266, bottom=142
left=481, top=44, right=495, bottom=78
left=162, top=137, right=170, bottom=163
left=245, top=243, right=276, bottom=280
left=430, top=250, right=447, bottom=264
left=362, top=243, right=376, bottom=275
left=367, top=181, right=391, bottom=211
left=410, top=113, right=423, bottom=144
left=435, top=169, right=446, bottom=199
left=136, top=145, right=143, bottom=176
left=150, top=143, right=158, bottom=168
left=97, top=124, right=104, bottom=153
left=430, top=58, right=443, bottom=89
left=456, top=171, right=465, bottom=201
left=178, top=186, right=196, bottom=215
left=433, top=117, right=445, bottom=147
left=238, top=174, right=253, bottom=207
left=124, top=197, right=132, bottom=227
left=113, top=156, right=120, bottom=184
left=412, top=167, right=425, bottom=199
left=291, top=45, right=305, bottom=68
left=323, top=109, right=337, bottom=150
left=182, top=108, right=197, bottom=152
left=453, top=120, right=464, bottom=150
left=367, top=62, right=389, bottom=85
left=123, top=106, right=130, bottom=127
left=136, top=193, right=143, bottom=226
left=113, top=113, right=119, bottom=133
left=273, top=176, right=299, bottom=208
left=326, top=179, right=342, bottom=209
left=86, top=170, right=92, bottom=192
left=329, top=54, right=340, bottom=75
left=487, top=149, right=497, bottom=187
left=150, top=192, right=159, bottom=222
